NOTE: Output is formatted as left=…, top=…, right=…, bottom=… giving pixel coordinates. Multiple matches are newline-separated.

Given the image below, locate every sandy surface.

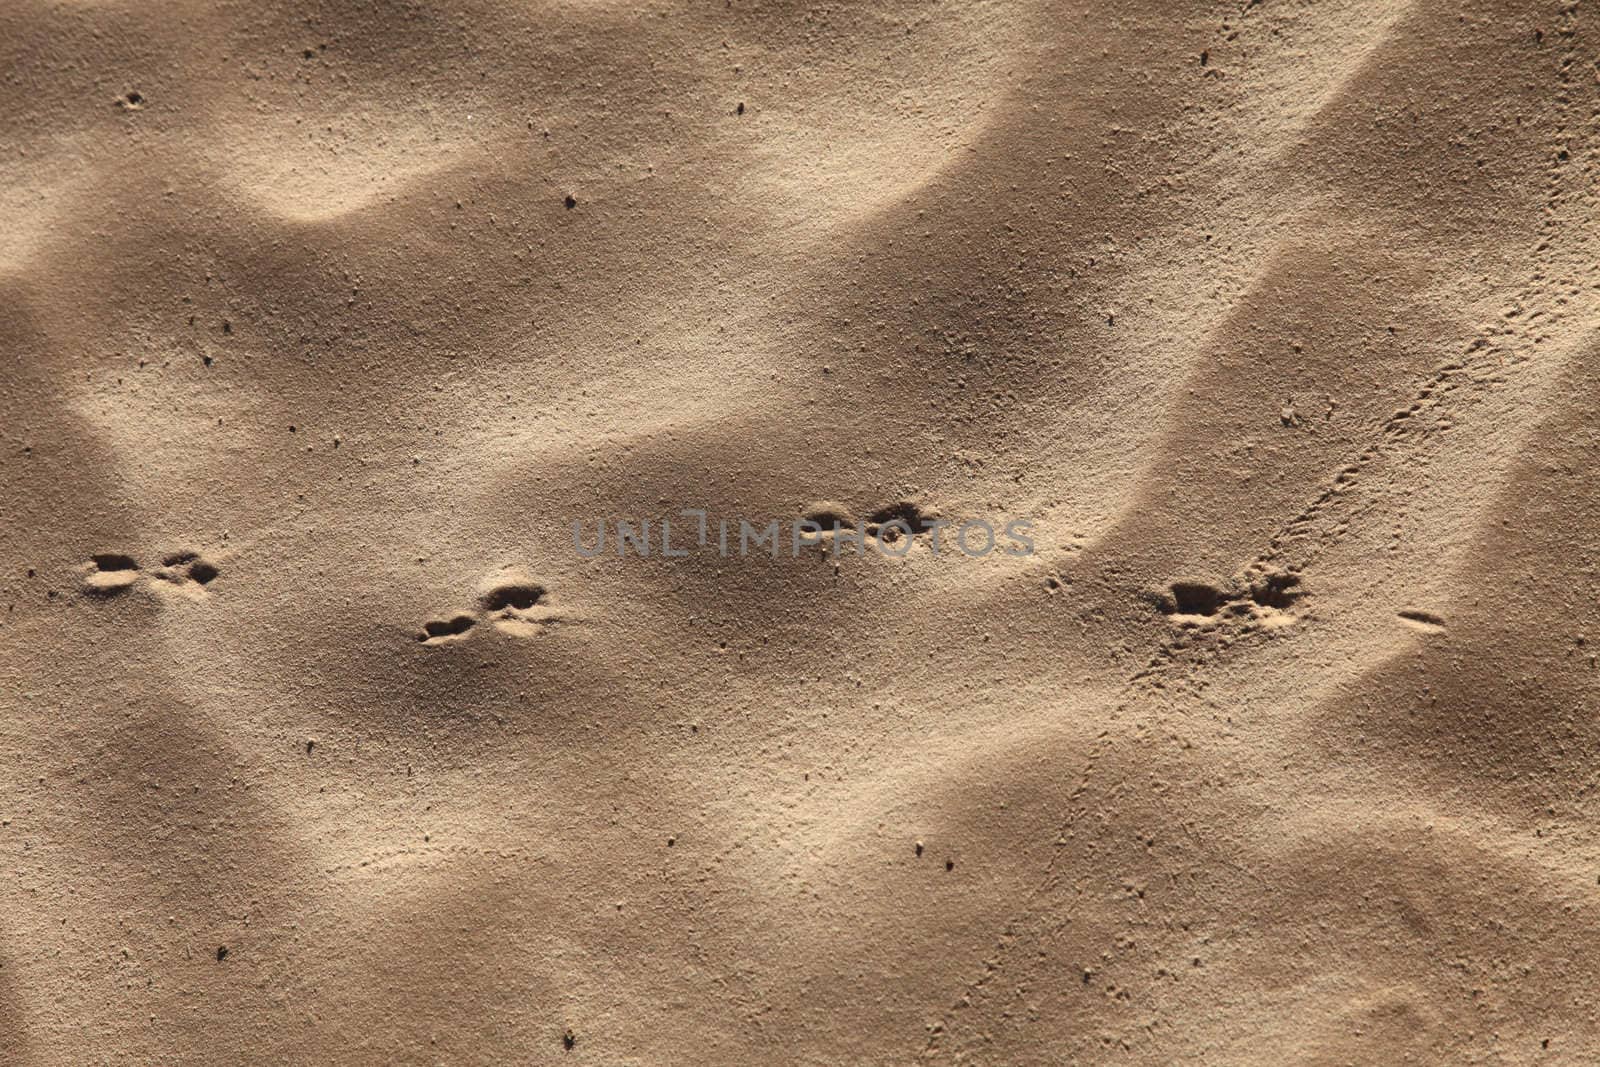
left=4, top=0, right=1600, bottom=1062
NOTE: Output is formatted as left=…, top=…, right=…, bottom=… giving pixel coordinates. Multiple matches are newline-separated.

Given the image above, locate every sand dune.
left=4, top=0, right=1599, bottom=1062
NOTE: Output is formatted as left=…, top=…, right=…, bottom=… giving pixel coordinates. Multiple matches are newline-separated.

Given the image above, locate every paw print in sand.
left=80, top=551, right=221, bottom=599
left=416, top=569, right=566, bottom=645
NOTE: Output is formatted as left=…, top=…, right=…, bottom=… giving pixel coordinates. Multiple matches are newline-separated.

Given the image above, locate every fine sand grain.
left=4, top=0, right=1600, bottom=1063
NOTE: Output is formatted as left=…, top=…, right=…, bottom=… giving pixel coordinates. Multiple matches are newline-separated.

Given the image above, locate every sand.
left=3, top=0, right=1599, bottom=1062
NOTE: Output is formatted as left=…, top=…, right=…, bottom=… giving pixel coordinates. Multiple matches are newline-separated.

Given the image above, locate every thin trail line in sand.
left=918, top=3, right=1593, bottom=1057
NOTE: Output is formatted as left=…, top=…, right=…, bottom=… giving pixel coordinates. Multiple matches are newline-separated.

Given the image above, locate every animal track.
left=83, top=554, right=140, bottom=596
left=1158, top=581, right=1227, bottom=618
left=933, top=14, right=1587, bottom=1056
left=158, top=551, right=219, bottom=588
left=418, top=614, right=476, bottom=644
left=1246, top=569, right=1301, bottom=611
left=797, top=500, right=948, bottom=550
left=80, top=551, right=221, bottom=598
left=417, top=572, right=565, bottom=646
left=801, top=502, right=856, bottom=530
left=480, top=582, right=545, bottom=613
left=864, top=502, right=940, bottom=543
left=1153, top=568, right=1304, bottom=625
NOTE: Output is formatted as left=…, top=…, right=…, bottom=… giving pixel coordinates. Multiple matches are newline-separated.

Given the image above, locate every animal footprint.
left=480, top=581, right=545, bottom=614
left=1153, top=568, right=1305, bottom=628
left=83, top=554, right=140, bottom=596
left=797, top=500, right=944, bottom=550
left=157, top=551, right=220, bottom=590
left=418, top=614, right=476, bottom=644
left=864, top=501, right=940, bottom=542
left=80, top=550, right=221, bottom=599
left=416, top=571, right=564, bottom=646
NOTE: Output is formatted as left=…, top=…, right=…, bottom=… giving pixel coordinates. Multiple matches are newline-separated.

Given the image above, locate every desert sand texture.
left=4, top=0, right=1600, bottom=1063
